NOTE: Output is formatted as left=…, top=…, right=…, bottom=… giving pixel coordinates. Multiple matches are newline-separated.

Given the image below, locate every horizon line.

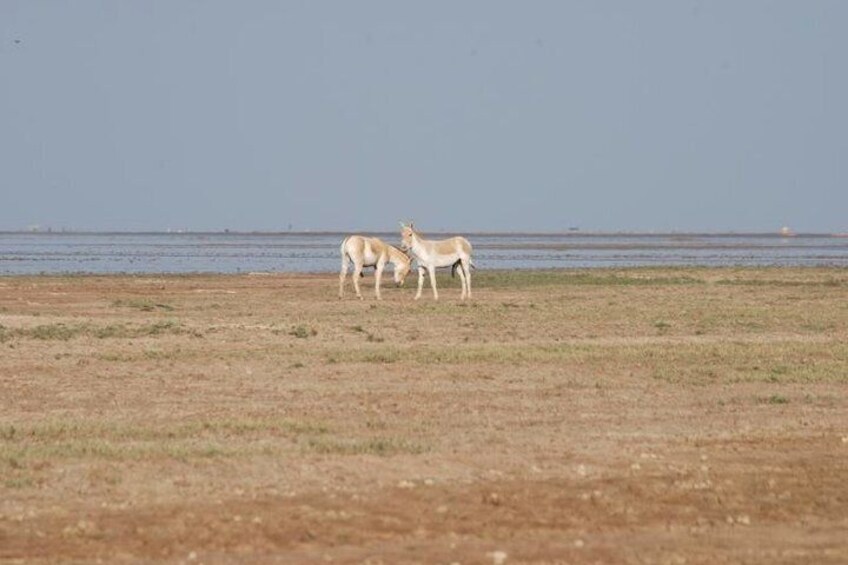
left=2, top=228, right=846, bottom=237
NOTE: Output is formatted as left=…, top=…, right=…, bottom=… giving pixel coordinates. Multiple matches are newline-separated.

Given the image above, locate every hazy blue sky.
left=1, top=1, right=846, bottom=232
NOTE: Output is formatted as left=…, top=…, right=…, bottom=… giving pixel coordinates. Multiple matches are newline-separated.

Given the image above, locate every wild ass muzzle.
left=400, top=222, right=474, bottom=300
left=339, top=235, right=411, bottom=300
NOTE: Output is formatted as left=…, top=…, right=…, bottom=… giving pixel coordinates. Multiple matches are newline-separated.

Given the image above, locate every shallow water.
left=1, top=231, right=847, bottom=274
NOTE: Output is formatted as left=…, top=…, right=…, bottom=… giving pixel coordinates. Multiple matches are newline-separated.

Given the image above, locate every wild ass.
left=400, top=222, right=473, bottom=300
left=339, top=235, right=411, bottom=300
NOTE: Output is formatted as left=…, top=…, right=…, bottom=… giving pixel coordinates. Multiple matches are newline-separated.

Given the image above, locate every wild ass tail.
left=451, top=260, right=476, bottom=278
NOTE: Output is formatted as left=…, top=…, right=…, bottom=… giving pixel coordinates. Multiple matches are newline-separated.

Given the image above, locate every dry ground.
left=1, top=267, right=847, bottom=564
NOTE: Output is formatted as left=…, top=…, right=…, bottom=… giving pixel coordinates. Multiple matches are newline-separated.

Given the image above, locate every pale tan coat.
left=339, top=235, right=411, bottom=300
left=400, top=223, right=473, bottom=300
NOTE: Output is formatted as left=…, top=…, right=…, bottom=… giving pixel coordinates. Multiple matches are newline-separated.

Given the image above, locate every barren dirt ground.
left=1, top=268, right=847, bottom=564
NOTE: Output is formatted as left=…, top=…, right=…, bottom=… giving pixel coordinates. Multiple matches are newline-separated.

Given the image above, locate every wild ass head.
left=399, top=221, right=416, bottom=252
left=393, top=253, right=411, bottom=287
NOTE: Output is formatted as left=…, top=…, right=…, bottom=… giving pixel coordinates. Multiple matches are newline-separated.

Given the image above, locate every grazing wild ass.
left=400, top=222, right=474, bottom=300
left=339, top=235, right=411, bottom=300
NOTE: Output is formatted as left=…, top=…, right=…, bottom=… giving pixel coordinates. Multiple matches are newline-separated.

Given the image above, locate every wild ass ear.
left=398, top=221, right=406, bottom=228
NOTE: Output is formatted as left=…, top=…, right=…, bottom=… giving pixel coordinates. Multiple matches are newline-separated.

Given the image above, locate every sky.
left=1, top=1, right=846, bottom=233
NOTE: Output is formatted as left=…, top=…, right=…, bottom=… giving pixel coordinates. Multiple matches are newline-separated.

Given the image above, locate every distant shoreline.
left=2, top=266, right=847, bottom=280
left=3, top=232, right=846, bottom=275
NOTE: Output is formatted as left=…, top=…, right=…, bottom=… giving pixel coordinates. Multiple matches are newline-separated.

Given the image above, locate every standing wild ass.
left=400, top=222, right=473, bottom=300
left=339, top=235, right=411, bottom=300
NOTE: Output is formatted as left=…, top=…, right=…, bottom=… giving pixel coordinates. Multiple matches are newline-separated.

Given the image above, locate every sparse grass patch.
left=5, top=455, right=23, bottom=469
left=290, top=325, right=317, bottom=339
left=346, top=325, right=384, bottom=343
left=96, top=352, right=130, bottom=362
left=112, top=299, right=174, bottom=312
left=365, top=420, right=388, bottom=430
left=329, top=343, right=581, bottom=366
left=649, top=342, right=848, bottom=385
left=716, top=278, right=848, bottom=288
left=653, top=366, right=718, bottom=385
left=0, top=417, right=332, bottom=462
left=304, top=436, right=428, bottom=456
left=27, top=323, right=81, bottom=341
left=759, top=394, right=790, bottom=405
left=0, top=321, right=188, bottom=341
left=1, top=425, right=17, bottom=441
left=5, top=475, right=35, bottom=489
left=1, top=440, right=238, bottom=462
left=138, top=320, right=183, bottom=337
left=361, top=352, right=399, bottom=364
left=476, top=270, right=705, bottom=289
left=143, top=348, right=179, bottom=360
left=96, top=348, right=185, bottom=362
left=574, top=341, right=848, bottom=386
left=801, top=322, right=836, bottom=332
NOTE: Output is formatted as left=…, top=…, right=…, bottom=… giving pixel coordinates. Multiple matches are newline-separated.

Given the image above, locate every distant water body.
left=1, top=232, right=847, bottom=275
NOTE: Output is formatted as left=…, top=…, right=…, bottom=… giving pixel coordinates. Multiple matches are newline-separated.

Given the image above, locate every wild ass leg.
left=461, top=258, right=472, bottom=299
left=415, top=266, right=426, bottom=300
left=456, top=263, right=468, bottom=300
left=374, top=258, right=385, bottom=300
left=339, top=254, right=350, bottom=299
left=352, top=261, right=364, bottom=300
left=428, top=265, right=439, bottom=300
